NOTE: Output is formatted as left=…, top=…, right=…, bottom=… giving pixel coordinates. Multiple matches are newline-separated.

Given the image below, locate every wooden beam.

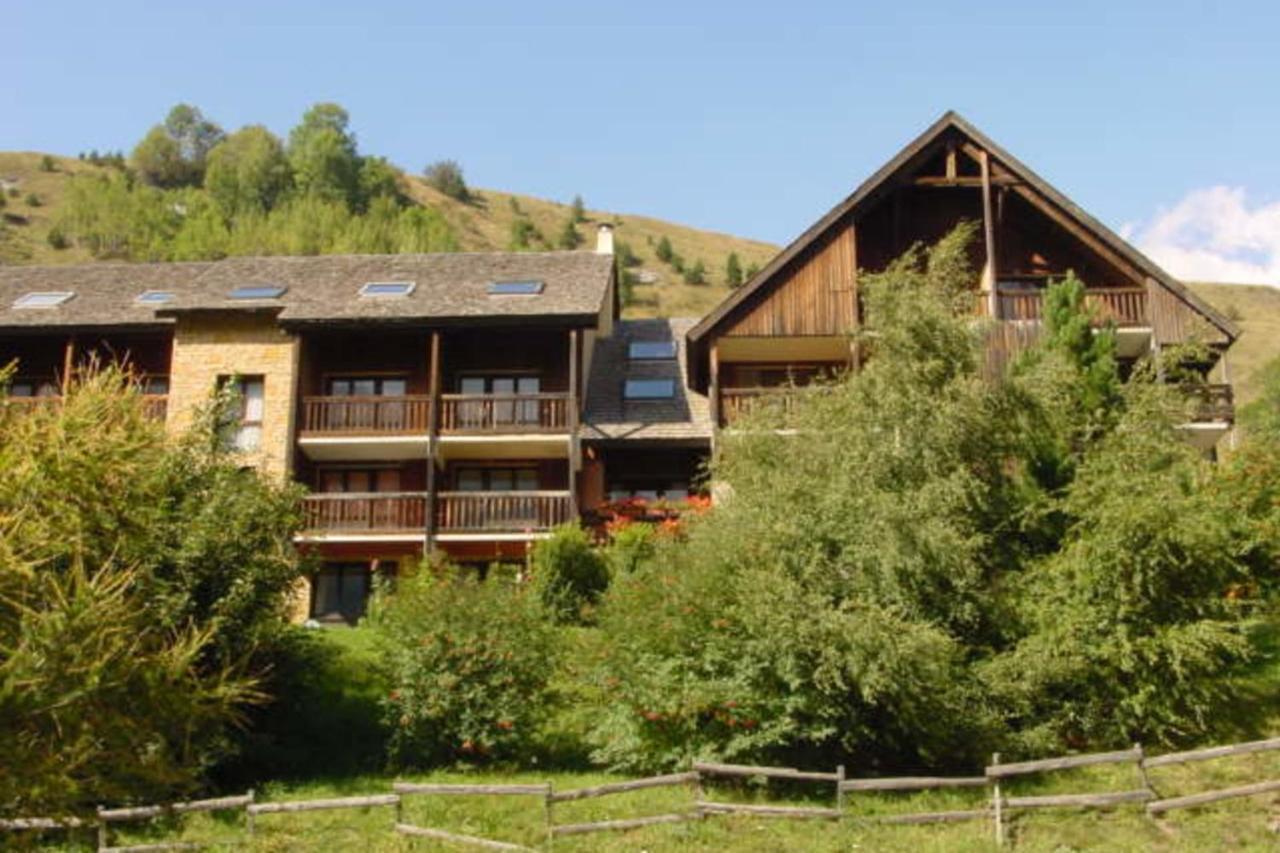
left=61, top=335, right=76, bottom=394
left=849, top=223, right=861, bottom=370
left=945, top=142, right=957, bottom=179
left=424, top=331, right=441, bottom=555
left=980, top=149, right=998, bottom=318
left=568, top=328, right=579, bottom=519
left=709, top=343, right=721, bottom=430
left=912, top=175, right=1022, bottom=188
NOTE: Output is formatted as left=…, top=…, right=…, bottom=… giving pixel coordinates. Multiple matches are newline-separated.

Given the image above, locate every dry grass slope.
left=0, top=151, right=779, bottom=319
left=1186, top=282, right=1280, bottom=407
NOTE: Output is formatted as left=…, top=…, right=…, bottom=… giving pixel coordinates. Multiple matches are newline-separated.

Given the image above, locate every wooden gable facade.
left=687, top=112, right=1238, bottom=396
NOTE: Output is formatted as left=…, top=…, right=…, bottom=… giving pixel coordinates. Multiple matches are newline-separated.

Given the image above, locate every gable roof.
left=687, top=110, right=1239, bottom=351
left=0, top=252, right=614, bottom=332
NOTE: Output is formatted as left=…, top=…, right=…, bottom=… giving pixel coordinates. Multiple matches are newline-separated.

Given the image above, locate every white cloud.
left=1126, top=186, right=1280, bottom=286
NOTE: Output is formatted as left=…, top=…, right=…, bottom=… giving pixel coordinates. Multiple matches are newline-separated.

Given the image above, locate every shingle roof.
left=582, top=318, right=712, bottom=443
left=0, top=252, right=614, bottom=331
left=0, top=262, right=213, bottom=330
left=158, top=252, right=614, bottom=325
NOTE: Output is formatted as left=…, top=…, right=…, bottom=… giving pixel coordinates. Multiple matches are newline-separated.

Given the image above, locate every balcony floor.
left=297, top=434, right=431, bottom=461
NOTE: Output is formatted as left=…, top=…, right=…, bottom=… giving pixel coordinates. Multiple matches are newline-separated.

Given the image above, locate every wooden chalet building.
left=687, top=111, right=1239, bottom=450
left=0, top=111, right=1240, bottom=622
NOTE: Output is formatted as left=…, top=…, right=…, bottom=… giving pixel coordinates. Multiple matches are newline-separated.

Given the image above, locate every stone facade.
left=166, top=312, right=300, bottom=481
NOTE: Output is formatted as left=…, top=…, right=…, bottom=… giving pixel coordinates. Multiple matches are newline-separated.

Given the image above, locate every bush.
left=423, top=159, right=470, bottom=201
left=683, top=259, right=706, bottom=285
left=38, top=154, right=57, bottom=172
left=655, top=235, right=674, bottom=263
left=369, top=566, right=558, bottom=765
left=46, top=225, right=68, bottom=249
left=24, top=192, right=42, bottom=207
left=530, top=524, right=610, bottom=623
left=725, top=252, right=744, bottom=287
left=556, top=217, right=582, bottom=250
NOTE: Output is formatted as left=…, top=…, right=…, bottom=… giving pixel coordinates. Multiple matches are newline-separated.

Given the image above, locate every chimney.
left=595, top=223, right=615, bottom=255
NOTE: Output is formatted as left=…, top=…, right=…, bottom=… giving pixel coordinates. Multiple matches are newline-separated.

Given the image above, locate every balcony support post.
left=980, top=148, right=999, bottom=319
left=425, top=331, right=441, bottom=557
left=568, top=329, right=580, bottom=518
left=61, top=334, right=76, bottom=395
left=709, top=343, right=721, bottom=431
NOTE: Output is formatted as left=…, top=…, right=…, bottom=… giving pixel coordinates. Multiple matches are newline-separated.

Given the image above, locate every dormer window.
left=13, top=291, right=74, bottom=309
left=488, top=280, right=544, bottom=296
left=628, top=341, right=677, bottom=360
left=230, top=285, right=286, bottom=300
left=624, top=379, right=675, bottom=400
left=359, top=281, right=415, bottom=298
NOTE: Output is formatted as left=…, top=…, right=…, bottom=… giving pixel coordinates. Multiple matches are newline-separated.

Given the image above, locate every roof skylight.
left=628, top=341, right=677, bottom=360
left=13, top=291, right=74, bottom=309
left=230, top=284, right=287, bottom=300
left=359, top=281, right=416, bottom=298
left=488, top=280, right=544, bottom=296
left=136, top=290, right=175, bottom=304
left=624, top=379, right=676, bottom=400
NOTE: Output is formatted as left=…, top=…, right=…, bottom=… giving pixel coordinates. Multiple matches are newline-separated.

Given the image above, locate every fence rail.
left=439, top=393, right=571, bottom=434
left=4, top=734, right=1278, bottom=849
left=301, top=492, right=427, bottom=533
left=300, top=395, right=431, bottom=435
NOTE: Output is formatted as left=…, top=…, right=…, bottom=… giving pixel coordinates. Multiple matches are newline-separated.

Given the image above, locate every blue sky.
left=6, top=2, right=1279, bottom=282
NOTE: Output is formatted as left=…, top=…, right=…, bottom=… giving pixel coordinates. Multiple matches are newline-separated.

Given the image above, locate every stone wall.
left=167, top=312, right=300, bottom=481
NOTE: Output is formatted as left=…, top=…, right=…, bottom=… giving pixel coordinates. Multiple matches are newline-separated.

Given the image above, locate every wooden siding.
left=725, top=223, right=856, bottom=337
left=1147, top=279, right=1231, bottom=347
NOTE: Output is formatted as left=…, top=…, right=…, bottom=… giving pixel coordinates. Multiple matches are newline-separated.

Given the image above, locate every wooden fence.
left=4, top=735, right=1278, bottom=849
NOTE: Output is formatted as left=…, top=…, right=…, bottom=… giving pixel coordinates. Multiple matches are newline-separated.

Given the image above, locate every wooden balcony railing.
left=301, top=492, right=428, bottom=533
left=974, top=287, right=1149, bottom=327
left=435, top=491, right=574, bottom=533
left=300, top=396, right=431, bottom=435
left=438, top=393, right=571, bottom=434
left=1185, top=383, right=1235, bottom=423
left=2, top=394, right=168, bottom=420
left=719, top=387, right=809, bottom=427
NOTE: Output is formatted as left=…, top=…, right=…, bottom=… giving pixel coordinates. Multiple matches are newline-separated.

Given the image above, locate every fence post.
left=835, top=765, right=846, bottom=818
left=246, top=788, right=256, bottom=840
left=991, top=752, right=1004, bottom=847
left=544, top=783, right=554, bottom=851
left=692, top=767, right=705, bottom=819
left=96, top=805, right=107, bottom=851
left=1135, top=743, right=1158, bottom=803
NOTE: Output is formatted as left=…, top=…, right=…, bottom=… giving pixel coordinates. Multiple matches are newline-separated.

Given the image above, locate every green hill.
left=0, top=151, right=777, bottom=320
left=1186, top=282, right=1280, bottom=408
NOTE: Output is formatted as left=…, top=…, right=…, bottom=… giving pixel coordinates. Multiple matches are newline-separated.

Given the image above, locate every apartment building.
left=0, top=111, right=1241, bottom=621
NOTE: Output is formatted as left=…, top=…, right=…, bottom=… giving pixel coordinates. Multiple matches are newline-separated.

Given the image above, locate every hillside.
left=0, top=151, right=778, bottom=320
left=1186, top=282, right=1280, bottom=407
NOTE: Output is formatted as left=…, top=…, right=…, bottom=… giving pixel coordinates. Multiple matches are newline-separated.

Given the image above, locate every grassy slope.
left=0, top=151, right=778, bottom=319
left=1186, top=282, right=1280, bottom=407
left=84, top=620, right=1280, bottom=851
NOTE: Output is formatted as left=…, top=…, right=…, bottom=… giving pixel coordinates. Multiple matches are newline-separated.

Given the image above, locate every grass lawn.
left=36, top=618, right=1280, bottom=851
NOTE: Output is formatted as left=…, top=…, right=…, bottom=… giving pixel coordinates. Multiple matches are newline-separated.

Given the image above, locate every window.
left=608, top=481, right=691, bottom=501
left=136, top=290, right=175, bottom=304
left=628, top=341, right=677, bottom=360
left=458, top=375, right=541, bottom=425
left=487, top=280, right=544, bottom=296
left=13, top=291, right=74, bottom=309
left=310, top=563, right=372, bottom=624
left=456, top=467, right=539, bottom=492
left=8, top=378, right=59, bottom=398
left=229, top=284, right=286, bottom=300
left=219, top=375, right=264, bottom=452
left=359, top=281, right=415, bottom=297
left=624, top=379, right=675, bottom=399
left=328, top=376, right=408, bottom=397
left=318, top=467, right=402, bottom=494
left=142, top=376, right=169, bottom=396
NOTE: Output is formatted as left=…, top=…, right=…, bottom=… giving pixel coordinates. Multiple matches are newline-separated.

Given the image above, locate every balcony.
left=299, top=492, right=428, bottom=541
left=719, top=387, right=811, bottom=428
left=435, top=491, right=574, bottom=539
left=1179, top=383, right=1234, bottom=452
left=2, top=394, right=168, bottom=420
left=974, top=287, right=1149, bottom=327
left=436, top=393, right=574, bottom=460
left=297, top=396, right=433, bottom=461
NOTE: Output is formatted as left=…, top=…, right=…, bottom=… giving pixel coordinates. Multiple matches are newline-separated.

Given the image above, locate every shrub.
left=571, top=194, right=586, bottom=223
left=369, top=566, right=558, bottom=765
left=530, top=524, right=610, bottom=623
left=556, top=217, right=582, bottom=250
left=38, top=154, right=57, bottom=172
left=683, top=259, right=706, bottom=285
left=24, top=192, right=42, bottom=207
left=423, top=159, right=470, bottom=201
left=605, top=522, right=657, bottom=576
left=725, top=251, right=743, bottom=287
left=655, top=235, right=674, bottom=263
left=46, top=225, right=68, bottom=249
